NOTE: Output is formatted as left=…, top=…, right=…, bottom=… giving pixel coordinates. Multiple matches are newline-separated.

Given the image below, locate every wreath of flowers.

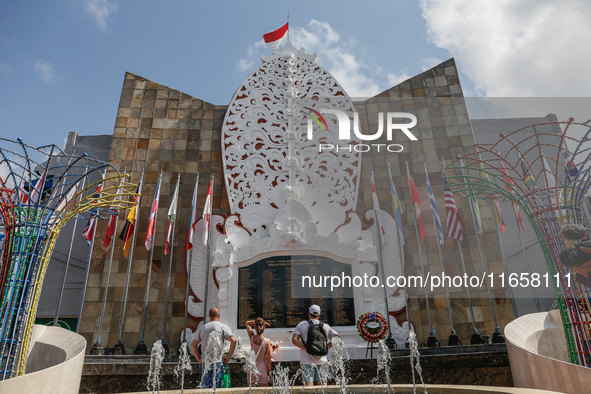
left=356, top=312, right=388, bottom=342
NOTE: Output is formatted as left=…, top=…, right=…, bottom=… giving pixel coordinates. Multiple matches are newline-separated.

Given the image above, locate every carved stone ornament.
left=221, top=42, right=362, bottom=237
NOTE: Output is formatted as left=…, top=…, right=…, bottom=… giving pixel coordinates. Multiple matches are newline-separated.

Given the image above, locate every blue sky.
left=1, top=0, right=590, bottom=148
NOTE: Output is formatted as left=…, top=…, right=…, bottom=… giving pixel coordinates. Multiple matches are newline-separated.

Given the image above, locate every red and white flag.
left=408, top=173, right=426, bottom=241
left=145, top=176, right=162, bottom=251
left=263, top=23, right=288, bottom=51
left=186, top=174, right=200, bottom=251
left=370, top=171, right=385, bottom=239
left=202, top=176, right=214, bottom=244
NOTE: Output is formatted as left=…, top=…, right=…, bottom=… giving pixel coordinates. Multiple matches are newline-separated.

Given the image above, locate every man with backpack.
left=292, top=304, right=340, bottom=386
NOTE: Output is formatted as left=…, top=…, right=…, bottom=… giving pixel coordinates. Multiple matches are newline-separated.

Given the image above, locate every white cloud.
left=237, top=20, right=395, bottom=97
left=34, top=59, right=62, bottom=83
left=86, top=0, right=118, bottom=31
left=0, top=62, right=12, bottom=78
left=420, top=0, right=591, bottom=96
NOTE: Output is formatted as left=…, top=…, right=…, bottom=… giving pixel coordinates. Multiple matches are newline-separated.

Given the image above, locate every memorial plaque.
left=237, top=255, right=356, bottom=328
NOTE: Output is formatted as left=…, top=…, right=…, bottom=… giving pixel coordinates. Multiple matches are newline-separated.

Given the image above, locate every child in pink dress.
left=245, top=317, right=273, bottom=386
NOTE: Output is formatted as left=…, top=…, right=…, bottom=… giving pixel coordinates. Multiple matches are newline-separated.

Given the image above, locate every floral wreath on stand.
left=357, top=312, right=389, bottom=342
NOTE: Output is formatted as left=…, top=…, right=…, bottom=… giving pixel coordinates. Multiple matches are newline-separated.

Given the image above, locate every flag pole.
left=388, top=164, right=413, bottom=345
left=370, top=169, right=393, bottom=341
left=136, top=170, right=162, bottom=354
left=162, top=174, right=180, bottom=353
left=91, top=174, right=126, bottom=354
left=201, top=175, right=214, bottom=326
left=76, top=171, right=105, bottom=333
left=92, top=211, right=118, bottom=352
left=487, top=198, right=518, bottom=318
left=287, top=13, right=290, bottom=42
left=442, top=158, right=481, bottom=343
left=115, top=169, right=145, bottom=354
left=425, top=162, right=459, bottom=346
left=460, top=159, right=503, bottom=342
left=405, top=161, right=436, bottom=344
left=182, top=173, right=200, bottom=343
left=53, top=175, right=87, bottom=327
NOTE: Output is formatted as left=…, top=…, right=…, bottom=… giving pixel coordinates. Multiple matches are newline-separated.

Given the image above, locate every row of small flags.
left=371, top=161, right=528, bottom=246
left=77, top=173, right=215, bottom=257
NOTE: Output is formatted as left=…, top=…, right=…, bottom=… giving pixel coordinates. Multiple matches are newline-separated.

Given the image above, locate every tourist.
left=292, top=305, right=340, bottom=386
left=190, top=308, right=236, bottom=388
left=245, top=317, right=273, bottom=386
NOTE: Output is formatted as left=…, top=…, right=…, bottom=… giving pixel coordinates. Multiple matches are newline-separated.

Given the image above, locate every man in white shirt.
left=292, top=305, right=340, bottom=386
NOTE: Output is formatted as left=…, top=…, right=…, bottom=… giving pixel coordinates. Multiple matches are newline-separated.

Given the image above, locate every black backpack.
left=303, top=319, right=328, bottom=356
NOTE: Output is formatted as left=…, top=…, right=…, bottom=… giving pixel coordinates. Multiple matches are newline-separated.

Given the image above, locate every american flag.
left=443, top=176, right=464, bottom=241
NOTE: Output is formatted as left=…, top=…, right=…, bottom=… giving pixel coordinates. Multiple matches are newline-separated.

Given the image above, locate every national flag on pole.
left=102, top=179, right=125, bottom=249
left=120, top=185, right=140, bottom=258
left=490, top=196, right=506, bottom=233
left=263, top=23, right=289, bottom=51
left=519, top=158, right=535, bottom=188
left=478, top=163, right=506, bottom=232
left=186, top=174, right=200, bottom=251
left=81, top=181, right=103, bottom=245
left=563, top=150, right=579, bottom=178
left=371, top=171, right=386, bottom=239
left=499, top=161, right=525, bottom=231
left=424, top=165, right=444, bottom=245
left=388, top=166, right=405, bottom=245
left=29, top=170, right=46, bottom=204
left=56, top=180, right=81, bottom=212
left=202, top=176, right=214, bottom=245
left=408, top=172, right=426, bottom=241
left=145, top=176, right=162, bottom=251
left=443, top=174, right=464, bottom=240
left=165, top=177, right=180, bottom=255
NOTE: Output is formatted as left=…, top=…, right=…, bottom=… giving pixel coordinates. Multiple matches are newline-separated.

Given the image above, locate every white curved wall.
left=505, top=310, right=591, bottom=393
left=0, top=324, right=86, bottom=394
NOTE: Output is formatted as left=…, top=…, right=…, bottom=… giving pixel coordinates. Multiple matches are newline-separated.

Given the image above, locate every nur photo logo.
left=303, top=107, right=419, bottom=153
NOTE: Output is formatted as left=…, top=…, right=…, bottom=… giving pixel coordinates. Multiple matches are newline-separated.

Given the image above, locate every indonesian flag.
left=370, top=171, right=386, bottom=240
left=164, top=177, right=180, bottom=255
left=263, top=23, right=288, bottom=51
left=186, top=174, right=200, bottom=251
left=202, top=176, right=214, bottom=244
left=409, top=173, right=426, bottom=241
left=145, top=176, right=162, bottom=251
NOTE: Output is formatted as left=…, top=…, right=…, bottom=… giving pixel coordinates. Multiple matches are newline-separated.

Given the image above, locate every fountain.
left=200, top=331, right=225, bottom=390
left=407, top=331, right=427, bottom=394
left=375, top=339, right=392, bottom=392
left=174, top=342, right=192, bottom=393
left=147, top=340, right=165, bottom=394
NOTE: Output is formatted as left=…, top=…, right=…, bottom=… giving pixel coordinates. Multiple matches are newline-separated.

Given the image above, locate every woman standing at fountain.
left=245, top=317, right=273, bottom=386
